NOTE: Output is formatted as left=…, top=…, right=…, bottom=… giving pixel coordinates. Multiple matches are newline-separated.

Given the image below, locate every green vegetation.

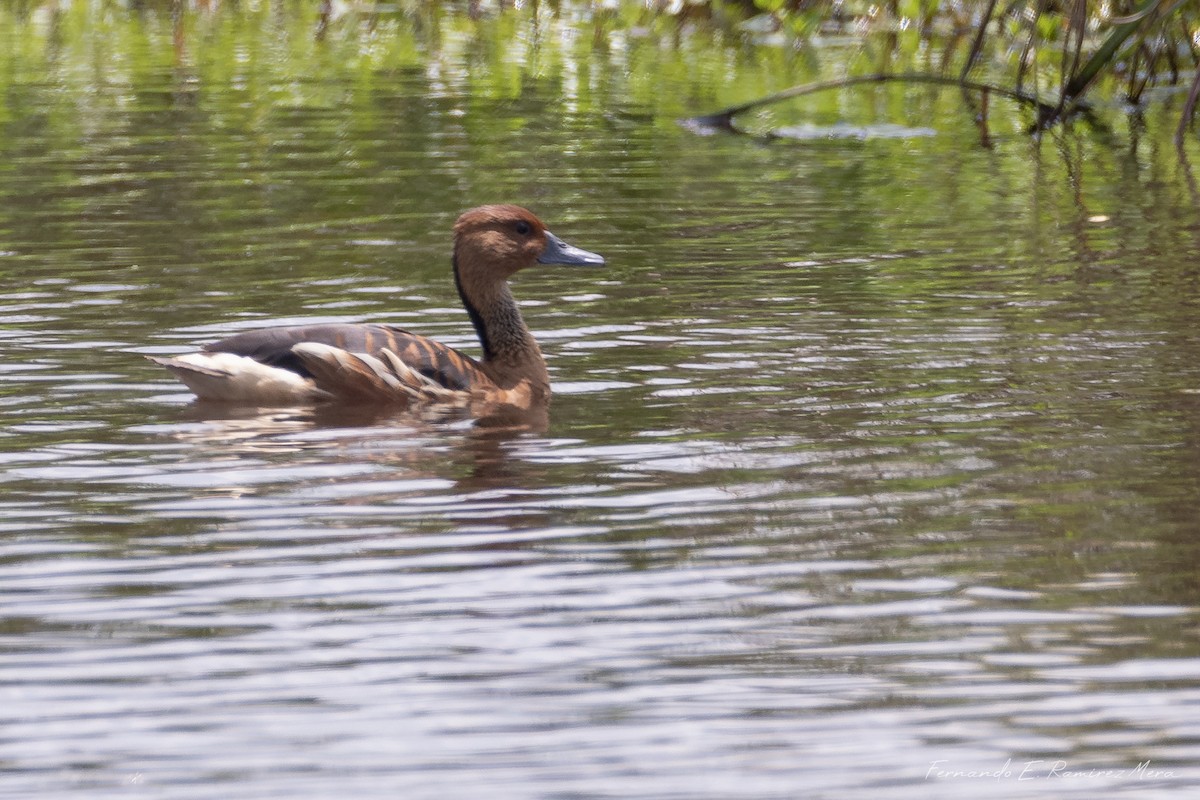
left=0, top=0, right=1195, bottom=151
left=670, top=0, right=1199, bottom=141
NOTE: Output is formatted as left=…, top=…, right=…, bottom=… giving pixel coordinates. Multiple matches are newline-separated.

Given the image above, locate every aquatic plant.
left=1, top=0, right=1194, bottom=145
left=683, top=0, right=1200, bottom=143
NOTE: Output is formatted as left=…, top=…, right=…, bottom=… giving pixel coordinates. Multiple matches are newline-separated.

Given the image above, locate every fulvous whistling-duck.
left=149, top=205, right=605, bottom=408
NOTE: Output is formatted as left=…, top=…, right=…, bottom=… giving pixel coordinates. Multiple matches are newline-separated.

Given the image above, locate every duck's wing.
left=207, top=324, right=489, bottom=392
left=288, top=344, right=471, bottom=405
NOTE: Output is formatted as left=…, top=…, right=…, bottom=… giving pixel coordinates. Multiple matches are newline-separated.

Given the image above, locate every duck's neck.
left=454, top=254, right=548, bottom=390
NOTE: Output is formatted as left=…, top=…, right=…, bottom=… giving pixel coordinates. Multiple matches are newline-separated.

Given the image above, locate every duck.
left=149, top=204, right=605, bottom=408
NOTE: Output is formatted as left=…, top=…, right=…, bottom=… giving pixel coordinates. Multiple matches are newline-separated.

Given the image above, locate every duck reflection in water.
left=161, top=397, right=551, bottom=493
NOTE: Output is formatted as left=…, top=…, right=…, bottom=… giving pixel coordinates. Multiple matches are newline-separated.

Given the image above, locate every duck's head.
left=453, top=204, right=605, bottom=279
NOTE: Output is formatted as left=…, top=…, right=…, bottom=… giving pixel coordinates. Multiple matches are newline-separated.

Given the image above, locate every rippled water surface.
left=3, top=4, right=1200, bottom=798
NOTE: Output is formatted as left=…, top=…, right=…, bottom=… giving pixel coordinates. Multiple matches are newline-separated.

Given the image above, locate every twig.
left=679, top=72, right=1061, bottom=134
left=1054, top=0, right=1089, bottom=125
left=1015, top=0, right=1049, bottom=95
left=960, top=0, right=998, bottom=80
left=1177, top=68, right=1200, bottom=148
left=976, top=87, right=992, bottom=148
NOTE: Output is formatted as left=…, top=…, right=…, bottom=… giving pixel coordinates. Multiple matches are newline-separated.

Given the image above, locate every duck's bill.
left=539, top=231, right=606, bottom=267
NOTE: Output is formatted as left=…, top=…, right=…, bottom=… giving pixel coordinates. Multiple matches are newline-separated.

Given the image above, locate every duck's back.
left=208, top=324, right=485, bottom=392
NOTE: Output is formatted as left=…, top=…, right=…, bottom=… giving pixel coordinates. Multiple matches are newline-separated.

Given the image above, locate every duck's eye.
left=514, top=220, right=532, bottom=236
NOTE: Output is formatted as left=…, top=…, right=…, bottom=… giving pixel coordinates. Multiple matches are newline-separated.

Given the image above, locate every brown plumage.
left=149, top=205, right=605, bottom=407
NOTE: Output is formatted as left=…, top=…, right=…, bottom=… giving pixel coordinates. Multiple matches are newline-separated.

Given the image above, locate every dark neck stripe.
left=453, top=251, right=494, bottom=361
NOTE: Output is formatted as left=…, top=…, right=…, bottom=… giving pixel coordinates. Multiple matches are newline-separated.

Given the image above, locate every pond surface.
left=2, top=4, right=1200, bottom=798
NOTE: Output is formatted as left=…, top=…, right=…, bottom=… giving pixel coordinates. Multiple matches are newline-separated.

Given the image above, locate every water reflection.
left=145, top=399, right=552, bottom=495
left=2, top=3, right=1200, bottom=799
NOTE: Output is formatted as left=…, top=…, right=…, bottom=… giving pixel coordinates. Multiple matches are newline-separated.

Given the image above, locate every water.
left=3, top=4, right=1200, bottom=798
